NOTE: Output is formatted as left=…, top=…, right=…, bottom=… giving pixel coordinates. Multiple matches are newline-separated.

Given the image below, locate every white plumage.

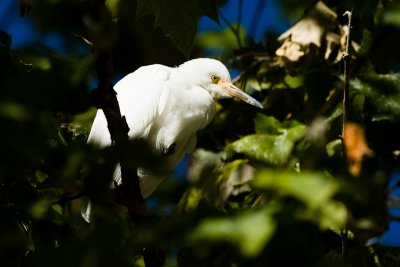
left=87, top=58, right=262, bottom=203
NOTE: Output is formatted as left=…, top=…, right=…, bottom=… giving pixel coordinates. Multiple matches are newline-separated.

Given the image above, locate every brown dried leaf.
left=275, top=40, right=306, bottom=62
left=275, top=1, right=357, bottom=65
left=343, top=122, right=374, bottom=177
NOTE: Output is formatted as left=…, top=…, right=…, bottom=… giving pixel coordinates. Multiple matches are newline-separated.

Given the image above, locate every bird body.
left=87, top=58, right=262, bottom=199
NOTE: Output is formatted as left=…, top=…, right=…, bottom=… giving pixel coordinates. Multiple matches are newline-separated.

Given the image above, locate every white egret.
left=86, top=58, right=262, bottom=210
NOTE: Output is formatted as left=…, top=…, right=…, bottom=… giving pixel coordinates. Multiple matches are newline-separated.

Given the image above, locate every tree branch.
left=88, top=2, right=165, bottom=266
left=89, top=0, right=147, bottom=222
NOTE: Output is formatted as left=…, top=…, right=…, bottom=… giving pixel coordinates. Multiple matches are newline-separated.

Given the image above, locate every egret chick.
left=88, top=58, right=262, bottom=200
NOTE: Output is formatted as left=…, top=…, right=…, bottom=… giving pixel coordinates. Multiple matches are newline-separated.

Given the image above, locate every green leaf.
left=284, top=74, right=304, bottom=89
left=60, top=108, right=97, bottom=143
left=382, top=4, right=400, bottom=26
left=254, top=114, right=282, bottom=135
left=255, top=113, right=307, bottom=139
left=253, top=170, right=338, bottom=206
left=351, top=73, right=400, bottom=122
left=0, top=101, right=31, bottom=121
left=253, top=170, right=347, bottom=229
left=105, top=0, right=120, bottom=18
left=326, top=139, right=342, bottom=157
left=29, top=197, right=53, bottom=219
left=177, top=187, right=204, bottom=213
left=189, top=208, right=276, bottom=257
left=19, top=53, right=51, bottom=71
left=227, top=134, right=294, bottom=165
left=227, top=114, right=306, bottom=165
left=136, top=0, right=219, bottom=57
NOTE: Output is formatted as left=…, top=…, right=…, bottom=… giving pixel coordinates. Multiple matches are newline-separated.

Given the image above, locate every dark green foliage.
left=136, top=0, right=219, bottom=57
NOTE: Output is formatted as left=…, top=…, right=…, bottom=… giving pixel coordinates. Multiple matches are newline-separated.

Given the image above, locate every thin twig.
left=341, top=9, right=353, bottom=264
left=219, top=11, right=243, bottom=49
left=342, top=10, right=352, bottom=139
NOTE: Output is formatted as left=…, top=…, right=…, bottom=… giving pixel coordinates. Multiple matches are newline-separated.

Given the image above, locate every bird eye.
left=211, top=75, right=220, bottom=84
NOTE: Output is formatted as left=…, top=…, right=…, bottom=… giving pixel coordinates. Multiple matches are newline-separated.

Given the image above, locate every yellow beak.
left=219, top=81, right=263, bottom=109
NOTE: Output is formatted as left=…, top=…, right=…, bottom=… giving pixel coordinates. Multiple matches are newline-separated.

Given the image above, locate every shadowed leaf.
left=136, top=0, right=219, bottom=57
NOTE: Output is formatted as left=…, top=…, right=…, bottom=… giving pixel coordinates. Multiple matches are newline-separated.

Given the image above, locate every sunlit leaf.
left=253, top=170, right=336, bottom=206
left=254, top=114, right=282, bottom=135
left=227, top=114, right=306, bottom=165
left=227, top=134, right=293, bottom=165
left=284, top=74, right=304, bottom=89
left=189, top=208, right=276, bottom=257
left=255, top=113, right=307, bottom=140
left=177, top=187, right=203, bottom=213
left=253, top=170, right=347, bottom=229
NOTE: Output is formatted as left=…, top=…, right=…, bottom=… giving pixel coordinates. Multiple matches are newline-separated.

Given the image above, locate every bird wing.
left=86, top=64, right=173, bottom=198
left=87, top=64, right=172, bottom=146
left=115, top=64, right=172, bottom=138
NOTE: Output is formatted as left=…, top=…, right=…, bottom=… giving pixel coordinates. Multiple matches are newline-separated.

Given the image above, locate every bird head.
left=178, top=58, right=263, bottom=109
